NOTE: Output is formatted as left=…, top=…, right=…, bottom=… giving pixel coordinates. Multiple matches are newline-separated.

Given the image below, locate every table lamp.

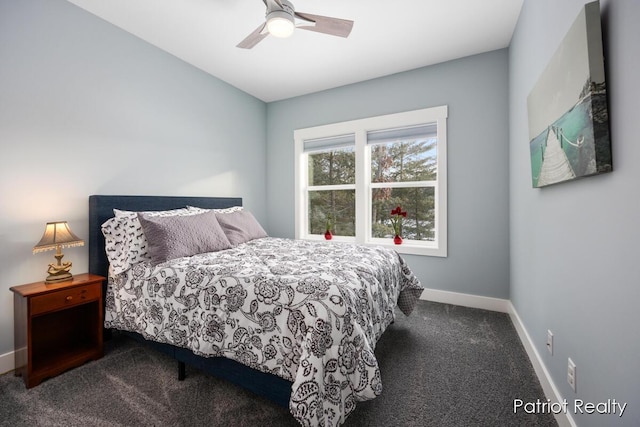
left=33, top=221, right=84, bottom=283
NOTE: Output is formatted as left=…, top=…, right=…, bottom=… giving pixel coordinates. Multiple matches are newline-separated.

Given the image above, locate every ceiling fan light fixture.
left=237, top=0, right=354, bottom=49
left=266, top=13, right=295, bottom=38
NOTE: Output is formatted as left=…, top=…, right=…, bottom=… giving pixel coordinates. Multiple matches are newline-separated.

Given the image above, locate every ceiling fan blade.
left=237, top=22, right=269, bottom=49
left=294, top=12, right=354, bottom=38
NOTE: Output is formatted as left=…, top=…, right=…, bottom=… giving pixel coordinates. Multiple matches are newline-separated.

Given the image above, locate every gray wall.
left=266, top=49, right=511, bottom=300
left=7, top=2, right=635, bottom=423
left=509, top=0, right=639, bottom=425
left=0, top=0, right=267, bottom=356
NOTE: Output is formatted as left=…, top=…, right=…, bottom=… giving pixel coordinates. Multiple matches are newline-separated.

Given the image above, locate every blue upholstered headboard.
left=88, top=195, right=242, bottom=278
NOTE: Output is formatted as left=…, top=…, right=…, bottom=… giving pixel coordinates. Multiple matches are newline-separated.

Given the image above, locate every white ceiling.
left=66, top=0, right=523, bottom=102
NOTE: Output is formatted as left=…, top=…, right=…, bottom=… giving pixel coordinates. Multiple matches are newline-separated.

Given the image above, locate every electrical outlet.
left=547, top=330, right=554, bottom=355
left=567, top=358, right=576, bottom=392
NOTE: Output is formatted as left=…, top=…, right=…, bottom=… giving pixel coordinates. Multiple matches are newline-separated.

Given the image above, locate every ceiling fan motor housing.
left=266, top=10, right=294, bottom=24
left=266, top=0, right=294, bottom=20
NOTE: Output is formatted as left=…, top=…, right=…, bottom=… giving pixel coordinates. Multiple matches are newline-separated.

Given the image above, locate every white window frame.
left=294, top=106, right=448, bottom=257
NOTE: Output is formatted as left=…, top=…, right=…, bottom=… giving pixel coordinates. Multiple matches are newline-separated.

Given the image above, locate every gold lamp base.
left=45, top=271, right=73, bottom=284
left=44, top=252, right=74, bottom=284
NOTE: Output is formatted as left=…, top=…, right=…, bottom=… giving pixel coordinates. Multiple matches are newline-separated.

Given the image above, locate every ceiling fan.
left=237, top=0, right=354, bottom=49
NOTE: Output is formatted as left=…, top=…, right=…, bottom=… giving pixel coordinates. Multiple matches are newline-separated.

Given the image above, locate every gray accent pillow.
left=137, top=211, right=232, bottom=265
left=215, top=210, right=268, bottom=246
left=397, top=287, right=424, bottom=316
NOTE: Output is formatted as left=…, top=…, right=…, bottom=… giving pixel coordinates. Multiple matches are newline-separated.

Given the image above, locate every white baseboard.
left=507, top=302, right=576, bottom=427
left=420, top=287, right=511, bottom=313
left=0, top=350, right=15, bottom=375
left=420, top=288, right=575, bottom=427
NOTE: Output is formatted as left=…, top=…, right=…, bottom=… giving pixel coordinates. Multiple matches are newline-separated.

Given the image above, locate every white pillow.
left=114, top=207, right=191, bottom=218
left=186, top=205, right=243, bottom=214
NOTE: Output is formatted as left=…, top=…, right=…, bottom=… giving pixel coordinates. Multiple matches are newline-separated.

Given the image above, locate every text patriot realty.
left=513, top=398, right=627, bottom=417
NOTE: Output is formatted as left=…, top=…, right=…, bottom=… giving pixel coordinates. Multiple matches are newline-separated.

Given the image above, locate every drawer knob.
left=65, top=296, right=73, bottom=302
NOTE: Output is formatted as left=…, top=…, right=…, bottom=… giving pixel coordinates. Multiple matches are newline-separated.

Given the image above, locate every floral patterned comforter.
left=105, top=237, right=423, bottom=426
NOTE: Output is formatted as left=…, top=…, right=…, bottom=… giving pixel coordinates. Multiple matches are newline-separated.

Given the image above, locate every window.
left=294, top=106, right=447, bottom=257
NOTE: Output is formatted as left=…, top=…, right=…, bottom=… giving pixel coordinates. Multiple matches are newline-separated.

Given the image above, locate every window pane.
left=370, top=132, right=437, bottom=183
left=309, top=190, right=355, bottom=236
left=309, top=148, right=355, bottom=186
left=371, top=187, right=435, bottom=241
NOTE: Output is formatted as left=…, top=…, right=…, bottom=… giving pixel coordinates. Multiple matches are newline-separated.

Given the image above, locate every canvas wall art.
left=527, top=1, right=611, bottom=188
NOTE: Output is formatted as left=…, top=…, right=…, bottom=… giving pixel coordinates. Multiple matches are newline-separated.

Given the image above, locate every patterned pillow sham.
left=215, top=210, right=268, bottom=246
left=101, top=216, right=130, bottom=275
left=137, top=211, right=232, bottom=265
left=186, top=205, right=243, bottom=214
left=102, top=207, right=200, bottom=274
left=114, top=207, right=191, bottom=218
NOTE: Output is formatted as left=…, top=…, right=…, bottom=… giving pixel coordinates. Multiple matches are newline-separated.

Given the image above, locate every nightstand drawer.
left=30, top=284, right=100, bottom=315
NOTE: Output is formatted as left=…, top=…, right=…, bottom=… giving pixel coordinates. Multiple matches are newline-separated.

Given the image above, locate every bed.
left=88, top=195, right=423, bottom=427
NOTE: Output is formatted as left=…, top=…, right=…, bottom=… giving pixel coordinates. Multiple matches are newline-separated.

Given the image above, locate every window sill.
left=369, top=240, right=446, bottom=257
left=302, top=235, right=447, bottom=257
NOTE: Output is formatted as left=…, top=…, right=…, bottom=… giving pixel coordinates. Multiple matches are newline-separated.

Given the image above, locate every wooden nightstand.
left=10, top=273, right=104, bottom=388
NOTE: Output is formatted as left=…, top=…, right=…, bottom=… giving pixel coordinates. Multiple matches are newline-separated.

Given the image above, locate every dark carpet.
left=0, top=301, right=558, bottom=426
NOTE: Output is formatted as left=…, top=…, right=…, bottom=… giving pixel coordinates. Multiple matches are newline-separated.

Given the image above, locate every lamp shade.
left=33, top=221, right=84, bottom=253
